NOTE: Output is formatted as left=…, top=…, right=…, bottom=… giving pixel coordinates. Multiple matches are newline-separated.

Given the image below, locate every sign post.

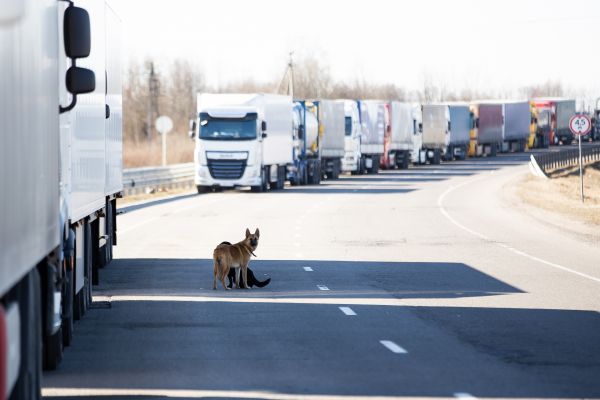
left=568, top=114, right=591, bottom=203
left=155, top=116, right=173, bottom=167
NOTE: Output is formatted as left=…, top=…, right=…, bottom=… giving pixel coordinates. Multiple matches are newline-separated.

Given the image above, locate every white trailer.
left=390, top=102, right=418, bottom=169
left=0, top=1, right=122, bottom=397
left=359, top=100, right=385, bottom=174
left=191, top=93, right=293, bottom=192
left=318, top=100, right=345, bottom=180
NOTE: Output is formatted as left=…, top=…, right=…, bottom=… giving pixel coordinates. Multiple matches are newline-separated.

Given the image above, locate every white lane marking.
left=437, top=176, right=600, bottom=284
left=317, top=285, right=329, bottom=291
left=42, top=387, right=405, bottom=399
left=454, top=393, right=477, bottom=399
left=303, top=267, right=313, bottom=272
left=379, top=340, right=407, bottom=354
left=339, top=306, right=356, bottom=316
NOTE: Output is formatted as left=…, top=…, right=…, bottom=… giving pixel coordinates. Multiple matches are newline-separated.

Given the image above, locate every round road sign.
left=569, top=114, right=591, bottom=136
left=155, top=116, right=173, bottom=135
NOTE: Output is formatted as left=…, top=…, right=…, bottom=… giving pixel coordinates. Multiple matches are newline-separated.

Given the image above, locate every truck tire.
left=442, top=147, right=451, bottom=162
left=251, top=167, right=269, bottom=192
left=432, top=149, right=441, bottom=165
left=196, top=185, right=210, bottom=194
left=62, top=259, right=74, bottom=347
left=490, top=144, right=497, bottom=157
left=11, top=269, right=42, bottom=400
left=330, top=160, right=340, bottom=180
left=368, top=156, right=380, bottom=174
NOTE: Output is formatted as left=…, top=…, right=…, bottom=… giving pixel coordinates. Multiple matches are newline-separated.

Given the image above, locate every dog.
left=218, top=241, right=271, bottom=288
left=227, top=265, right=270, bottom=288
left=213, top=228, right=260, bottom=290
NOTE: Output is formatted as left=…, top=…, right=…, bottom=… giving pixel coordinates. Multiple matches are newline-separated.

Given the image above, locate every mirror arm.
left=59, top=59, right=78, bottom=114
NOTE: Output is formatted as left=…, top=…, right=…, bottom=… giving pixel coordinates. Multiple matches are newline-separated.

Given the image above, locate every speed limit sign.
left=569, top=114, right=591, bottom=136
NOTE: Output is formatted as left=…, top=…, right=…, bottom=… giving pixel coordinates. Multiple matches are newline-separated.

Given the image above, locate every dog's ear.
left=245, top=228, right=251, bottom=238
left=255, top=228, right=260, bottom=238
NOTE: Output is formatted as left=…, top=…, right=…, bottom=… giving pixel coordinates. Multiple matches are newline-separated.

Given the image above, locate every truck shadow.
left=43, top=257, right=600, bottom=399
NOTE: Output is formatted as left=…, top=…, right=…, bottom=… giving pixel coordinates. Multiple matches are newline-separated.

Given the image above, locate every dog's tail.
left=254, top=277, right=271, bottom=288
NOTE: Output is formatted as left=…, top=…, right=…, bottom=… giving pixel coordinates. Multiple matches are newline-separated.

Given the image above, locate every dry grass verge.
left=517, top=162, right=600, bottom=227
left=124, top=134, right=194, bottom=168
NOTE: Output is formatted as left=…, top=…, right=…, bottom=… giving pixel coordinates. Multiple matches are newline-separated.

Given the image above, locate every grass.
left=517, top=161, right=600, bottom=227
left=123, top=134, right=194, bottom=168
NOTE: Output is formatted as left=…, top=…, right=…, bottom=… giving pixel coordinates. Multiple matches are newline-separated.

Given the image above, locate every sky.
left=115, top=0, right=600, bottom=104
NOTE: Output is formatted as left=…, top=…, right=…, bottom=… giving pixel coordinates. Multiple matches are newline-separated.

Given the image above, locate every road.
left=43, top=152, right=600, bottom=399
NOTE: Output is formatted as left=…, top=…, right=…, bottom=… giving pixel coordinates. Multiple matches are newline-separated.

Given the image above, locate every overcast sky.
left=116, top=0, right=600, bottom=101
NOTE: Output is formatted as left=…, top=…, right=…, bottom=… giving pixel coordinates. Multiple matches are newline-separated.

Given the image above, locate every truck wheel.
left=196, top=185, right=210, bottom=194
left=490, top=144, right=497, bottom=157
left=432, top=149, right=441, bottom=165
left=62, top=259, right=74, bottom=347
left=251, top=167, right=269, bottom=192
left=12, top=269, right=42, bottom=400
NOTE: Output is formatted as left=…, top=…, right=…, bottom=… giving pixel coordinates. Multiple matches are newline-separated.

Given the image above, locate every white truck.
left=358, top=100, right=385, bottom=174
left=289, top=99, right=344, bottom=182
left=190, top=94, right=293, bottom=192
left=317, top=100, right=345, bottom=180
left=1, top=1, right=122, bottom=398
left=339, top=100, right=364, bottom=174
left=389, top=102, right=422, bottom=169
left=422, top=104, right=470, bottom=163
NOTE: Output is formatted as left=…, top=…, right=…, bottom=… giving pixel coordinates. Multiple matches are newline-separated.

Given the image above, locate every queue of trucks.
left=1, top=1, right=122, bottom=398
left=188, top=95, right=593, bottom=193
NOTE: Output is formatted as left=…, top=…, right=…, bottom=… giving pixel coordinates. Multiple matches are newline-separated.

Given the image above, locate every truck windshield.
left=199, top=112, right=257, bottom=140
left=345, top=117, right=352, bottom=136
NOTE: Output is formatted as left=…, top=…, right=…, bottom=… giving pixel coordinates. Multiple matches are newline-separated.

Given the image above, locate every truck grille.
left=207, top=159, right=246, bottom=180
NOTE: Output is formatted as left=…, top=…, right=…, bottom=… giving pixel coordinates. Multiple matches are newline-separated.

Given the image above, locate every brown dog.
left=213, top=228, right=260, bottom=290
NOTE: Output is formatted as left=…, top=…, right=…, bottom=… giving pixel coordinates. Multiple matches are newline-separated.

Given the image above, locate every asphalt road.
left=43, top=151, right=600, bottom=400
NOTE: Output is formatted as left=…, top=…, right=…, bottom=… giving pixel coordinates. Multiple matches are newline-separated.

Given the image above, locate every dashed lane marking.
left=339, top=307, right=356, bottom=316
left=303, top=267, right=313, bottom=272
left=379, top=340, right=407, bottom=354
left=317, top=285, right=329, bottom=291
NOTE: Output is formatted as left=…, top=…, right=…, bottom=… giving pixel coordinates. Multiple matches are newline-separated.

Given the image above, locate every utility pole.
left=147, top=62, right=160, bottom=141
left=277, top=51, right=294, bottom=97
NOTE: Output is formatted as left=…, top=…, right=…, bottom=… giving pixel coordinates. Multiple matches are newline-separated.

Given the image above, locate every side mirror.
left=447, top=121, right=451, bottom=132
left=66, top=66, right=95, bottom=94
left=261, top=132, right=268, bottom=139
left=64, top=6, right=91, bottom=59
left=188, top=119, right=197, bottom=139
left=261, top=121, right=267, bottom=132
left=298, top=124, right=305, bottom=140
left=418, top=123, right=423, bottom=133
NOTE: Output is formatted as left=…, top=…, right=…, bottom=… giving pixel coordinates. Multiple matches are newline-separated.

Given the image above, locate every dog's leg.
left=221, top=268, right=230, bottom=290
left=227, top=269, right=234, bottom=289
left=213, top=258, right=218, bottom=290
left=235, top=267, right=241, bottom=289
left=241, top=264, right=250, bottom=289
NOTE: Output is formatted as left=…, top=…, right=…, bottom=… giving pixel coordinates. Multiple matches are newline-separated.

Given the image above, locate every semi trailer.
left=1, top=1, right=122, bottom=398
left=501, top=101, right=530, bottom=152
left=358, top=100, right=385, bottom=174
left=289, top=99, right=345, bottom=183
left=316, top=100, right=345, bottom=180
left=289, top=100, right=321, bottom=185
left=381, top=102, right=418, bottom=169
left=190, top=93, right=293, bottom=192
left=469, top=102, right=503, bottom=157
left=421, top=104, right=470, bottom=163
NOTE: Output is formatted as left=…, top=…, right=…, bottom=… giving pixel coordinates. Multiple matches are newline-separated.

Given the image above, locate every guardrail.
left=123, top=163, right=195, bottom=195
left=530, top=144, right=600, bottom=176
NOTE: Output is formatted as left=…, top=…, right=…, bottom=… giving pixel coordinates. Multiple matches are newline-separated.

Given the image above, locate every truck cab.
left=191, top=93, right=292, bottom=192
left=341, top=100, right=363, bottom=174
